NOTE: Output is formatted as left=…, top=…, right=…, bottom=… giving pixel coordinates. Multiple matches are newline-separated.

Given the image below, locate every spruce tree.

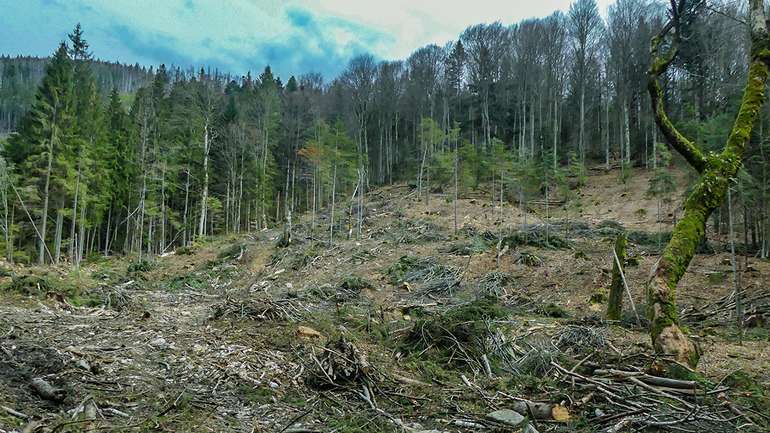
left=5, top=43, right=74, bottom=263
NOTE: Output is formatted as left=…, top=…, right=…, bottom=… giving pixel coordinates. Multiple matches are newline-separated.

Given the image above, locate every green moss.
left=706, top=272, right=725, bottom=284
left=237, top=384, right=273, bottom=404
left=340, top=275, right=373, bottom=292
left=538, top=302, right=570, bottom=318
left=645, top=23, right=770, bottom=372
left=590, top=287, right=607, bottom=304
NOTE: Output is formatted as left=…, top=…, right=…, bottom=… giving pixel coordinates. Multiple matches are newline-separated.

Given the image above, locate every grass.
left=443, top=236, right=491, bottom=255
left=722, top=370, right=770, bottom=420
left=127, top=259, right=155, bottom=274
left=0, top=267, right=108, bottom=311
left=501, top=226, right=573, bottom=250
left=340, top=275, right=374, bottom=292
left=166, top=273, right=208, bottom=291
left=385, top=255, right=424, bottom=284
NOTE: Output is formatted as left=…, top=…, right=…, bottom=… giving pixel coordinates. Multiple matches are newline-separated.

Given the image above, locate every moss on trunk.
left=645, top=0, right=770, bottom=368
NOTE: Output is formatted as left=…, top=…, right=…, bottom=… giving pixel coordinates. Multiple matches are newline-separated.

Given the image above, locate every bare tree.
left=569, top=0, right=603, bottom=163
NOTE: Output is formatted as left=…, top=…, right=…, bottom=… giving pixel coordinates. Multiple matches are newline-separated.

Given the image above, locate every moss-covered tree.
left=646, top=0, right=770, bottom=367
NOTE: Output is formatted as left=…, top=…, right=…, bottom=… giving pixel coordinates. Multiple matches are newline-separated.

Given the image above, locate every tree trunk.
left=607, top=233, right=628, bottom=321
left=198, top=122, right=210, bottom=237
left=454, top=131, right=459, bottom=234
left=183, top=168, right=190, bottom=246
left=330, top=134, right=338, bottom=245
left=645, top=0, right=770, bottom=367
left=39, top=108, right=56, bottom=265
left=53, top=208, right=63, bottom=264
left=579, top=84, right=585, bottom=164
left=69, top=155, right=81, bottom=262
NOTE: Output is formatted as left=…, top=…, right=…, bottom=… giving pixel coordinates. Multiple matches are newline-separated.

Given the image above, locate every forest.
left=1, top=0, right=765, bottom=265
left=0, top=0, right=769, bottom=432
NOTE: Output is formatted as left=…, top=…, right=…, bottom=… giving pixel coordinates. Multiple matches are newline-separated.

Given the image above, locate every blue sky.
left=0, top=0, right=612, bottom=79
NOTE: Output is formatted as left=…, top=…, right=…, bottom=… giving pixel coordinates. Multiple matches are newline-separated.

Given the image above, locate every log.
left=30, top=377, right=65, bottom=402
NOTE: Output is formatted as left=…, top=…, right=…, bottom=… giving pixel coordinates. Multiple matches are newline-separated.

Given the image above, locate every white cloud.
left=295, top=0, right=615, bottom=59
left=2, top=0, right=615, bottom=77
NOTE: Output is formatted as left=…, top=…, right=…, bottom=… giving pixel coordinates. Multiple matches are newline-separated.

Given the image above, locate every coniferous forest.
left=1, top=1, right=770, bottom=432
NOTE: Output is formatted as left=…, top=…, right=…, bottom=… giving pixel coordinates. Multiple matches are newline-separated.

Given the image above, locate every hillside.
left=0, top=167, right=767, bottom=433
left=0, top=56, right=151, bottom=132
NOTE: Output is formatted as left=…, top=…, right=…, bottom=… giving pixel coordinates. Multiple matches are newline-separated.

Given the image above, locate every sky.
left=0, top=0, right=613, bottom=80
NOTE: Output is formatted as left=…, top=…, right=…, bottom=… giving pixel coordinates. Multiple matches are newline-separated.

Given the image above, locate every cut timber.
left=296, top=326, right=323, bottom=339
left=510, top=400, right=571, bottom=421
left=30, top=377, right=65, bottom=402
left=528, top=199, right=565, bottom=207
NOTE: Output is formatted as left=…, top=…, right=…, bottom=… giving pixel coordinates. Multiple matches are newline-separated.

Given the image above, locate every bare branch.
left=723, top=0, right=770, bottom=158
left=647, top=0, right=707, bottom=173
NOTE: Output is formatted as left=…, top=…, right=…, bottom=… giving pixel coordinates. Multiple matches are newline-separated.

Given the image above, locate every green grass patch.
left=127, top=259, right=155, bottom=274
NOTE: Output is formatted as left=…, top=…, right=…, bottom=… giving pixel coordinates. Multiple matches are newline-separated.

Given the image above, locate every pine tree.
left=103, top=87, right=132, bottom=254
left=68, top=24, right=91, bottom=61
left=5, top=42, right=75, bottom=264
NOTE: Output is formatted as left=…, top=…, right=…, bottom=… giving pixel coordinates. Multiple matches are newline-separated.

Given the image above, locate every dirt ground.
left=0, top=167, right=768, bottom=433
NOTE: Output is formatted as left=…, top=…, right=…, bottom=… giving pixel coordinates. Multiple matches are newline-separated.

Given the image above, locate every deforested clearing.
left=1, top=169, right=768, bottom=432
left=1, top=0, right=770, bottom=432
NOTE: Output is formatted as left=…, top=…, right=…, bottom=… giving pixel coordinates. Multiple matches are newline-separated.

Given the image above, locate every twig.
left=2, top=405, right=29, bottom=420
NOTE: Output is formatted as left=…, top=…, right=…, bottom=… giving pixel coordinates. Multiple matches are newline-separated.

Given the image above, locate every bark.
left=104, top=205, right=111, bottom=256
left=38, top=108, right=56, bottom=265
left=69, top=155, right=81, bottom=261
left=579, top=85, right=586, bottom=164
left=198, top=122, right=210, bottom=237
left=607, top=233, right=628, bottom=321
left=453, top=132, right=459, bottom=234
left=53, top=208, right=63, bottom=264
left=183, top=168, right=190, bottom=246
left=645, top=0, right=770, bottom=367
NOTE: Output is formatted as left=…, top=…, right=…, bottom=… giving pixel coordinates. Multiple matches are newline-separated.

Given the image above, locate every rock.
left=149, top=337, right=168, bottom=348
left=74, top=359, right=91, bottom=372
left=296, top=326, right=322, bottom=339
left=486, top=409, right=525, bottom=427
